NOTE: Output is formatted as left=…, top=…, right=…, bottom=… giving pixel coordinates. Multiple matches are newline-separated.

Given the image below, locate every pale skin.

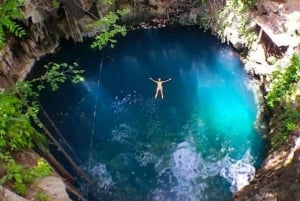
left=149, top=77, right=172, bottom=99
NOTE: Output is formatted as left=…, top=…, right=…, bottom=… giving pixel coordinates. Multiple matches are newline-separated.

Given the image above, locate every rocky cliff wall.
left=231, top=1, right=300, bottom=200
left=0, top=0, right=108, bottom=89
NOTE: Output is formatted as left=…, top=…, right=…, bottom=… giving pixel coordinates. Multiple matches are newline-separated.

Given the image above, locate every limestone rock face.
left=0, top=186, right=28, bottom=201
left=233, top=1, right=300, bottom=199
left=37, top=176, right=71, bottom=201
left=0, top=0, right=105, bottom=89
left=234, top=134, right=300, bottom=201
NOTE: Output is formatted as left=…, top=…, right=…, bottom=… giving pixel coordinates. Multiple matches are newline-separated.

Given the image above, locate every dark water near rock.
left=34, top=26, right=265, bottom=201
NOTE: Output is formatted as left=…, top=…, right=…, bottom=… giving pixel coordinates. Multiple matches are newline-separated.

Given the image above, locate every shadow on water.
left=31, top=26, right=266, bottom=201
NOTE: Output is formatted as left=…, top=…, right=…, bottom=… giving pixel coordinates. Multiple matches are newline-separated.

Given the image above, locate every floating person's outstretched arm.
left=162, top=78, right=172, bottom=83
left=149, top=77, right=157, bottom=83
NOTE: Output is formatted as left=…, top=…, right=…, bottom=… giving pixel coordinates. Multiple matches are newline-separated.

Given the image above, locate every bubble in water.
left=136, top=151, right=158, bottom=167
left=111, top=123, right=132, bottom=143
left=81, top=163, right=113, bottom=196
left=110, top=92, right=143, bottom=114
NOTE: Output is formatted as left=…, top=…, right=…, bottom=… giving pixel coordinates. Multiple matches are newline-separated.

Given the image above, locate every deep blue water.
left=35, top=26, right=265, bottom=201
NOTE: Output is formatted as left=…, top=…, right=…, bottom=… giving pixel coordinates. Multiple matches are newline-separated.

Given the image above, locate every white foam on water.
left=111, top=123, right=132, bottom=143
left=220, top=150, right=256, bottom=192
left=150, top=142, right=213, bottom=201
left=171, top=141, right=201, bottom=181
left=81, top=163, right=114, bottom=194
left=150, top=141, right=257, bottom=200
left=136, top=151, right=158, bottom=167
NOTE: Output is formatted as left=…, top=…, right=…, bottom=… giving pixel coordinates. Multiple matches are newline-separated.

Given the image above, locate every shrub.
left=266, top=55, right=300, bottom=150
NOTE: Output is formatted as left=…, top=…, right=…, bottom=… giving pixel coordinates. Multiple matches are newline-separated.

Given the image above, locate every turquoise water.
left=37, top=26, right=265, bottom=201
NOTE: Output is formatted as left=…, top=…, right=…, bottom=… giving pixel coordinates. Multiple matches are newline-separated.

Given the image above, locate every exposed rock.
left=0, top=186, right=28, bottom=201
left=16, top=151, right=73, bottom=201
left=148, top=0, right=176, bottom=16
left=177, top=7, right=201, bottom=25
left=0, top=0, right=100, bottom=88
left=253, top=0, right=300, bottom=59
left=36, top=176, right=70, bottom=201
left=233, top=1, right=300, bottom=199
left=234, top=132, right=300, bottom=201
left=118, top=2, right=153, bottom=24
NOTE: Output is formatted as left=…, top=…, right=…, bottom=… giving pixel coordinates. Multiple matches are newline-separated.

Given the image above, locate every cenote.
left=34, top=26, right=266, bottom=201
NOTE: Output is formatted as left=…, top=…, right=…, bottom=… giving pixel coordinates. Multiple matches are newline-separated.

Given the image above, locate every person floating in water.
left=149, top=77, right=172, bottom=99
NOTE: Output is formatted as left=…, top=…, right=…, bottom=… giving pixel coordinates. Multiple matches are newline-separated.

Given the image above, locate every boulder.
left=37, top=176, right=70, bottom=201
left=0, top=187, right=28, bottom=201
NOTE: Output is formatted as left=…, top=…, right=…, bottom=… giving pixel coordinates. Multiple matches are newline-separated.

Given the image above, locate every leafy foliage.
left=211, top=0, right=257, bottom=47
left=91, top=9, right=128, bottom=50
left=35, top=191, right=50, bottom=201
left=266, top=55, right=300, bottom=108
left=103, top=0, right=114, bottom=4
left=35, top=158, right=53, bottom=178
left=266, top=55, right=300, bottom=150
left=1, top=158, right=52, bottom=195
left=233, top=0, right=257, bottom=9
left=52, top=0, right=59, bottom=8
left=0, top=0, right=26, bottom=48
left=200, top=0, right=207, bottom=5
left=0, top=62, right=84, bottom=196
left=0, top=92, right=38, bottom=151
left=31, top=62, right=84, bottom=91
left=198, top=12, right=209, bottom=32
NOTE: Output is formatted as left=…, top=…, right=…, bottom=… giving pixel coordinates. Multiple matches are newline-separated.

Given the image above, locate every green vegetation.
left=2, top=158, right=52, bottom=195
left=0, top=0, right=126, bottom=197
left=266, top=55, right=300, bottom=150
left=35, top=191, right=50, bottom=201
left=0, top=0, right=26, bottom=48
left=199, top=0, right=257, bottom=47
left=0, top=62, right=84, bottom=196
left=52, top=0, right=59, bottom=8
left=90, top=9, right=128, bottom=50
left=266, top=56, right=300, bottom=108
left=103, top=0, right=114, bottom=4
left=198, top=12, right=210, bottom=32
left=217, top=0, right=257, bottom=47
left=0, top=0, right=127, bottom=51
left=90, top=0, right=127, bottom=50
left=233, top=0, right=257, bottom=11
left=200, top=0, right=207, bottom=5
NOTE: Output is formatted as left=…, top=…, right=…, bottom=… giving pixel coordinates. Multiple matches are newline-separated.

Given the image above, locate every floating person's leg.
left=155, top=88, right=159, bottom=99
left=160, top=88, right=164, bottom=99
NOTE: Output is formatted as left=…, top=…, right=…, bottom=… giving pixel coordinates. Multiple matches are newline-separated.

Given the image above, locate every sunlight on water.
left=36, top=26, right=265, bottom=201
